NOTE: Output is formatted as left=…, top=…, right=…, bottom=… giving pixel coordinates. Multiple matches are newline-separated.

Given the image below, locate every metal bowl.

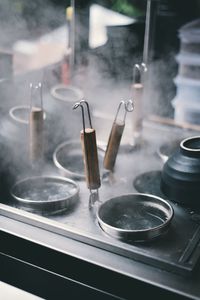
left=10, top=176, right=79, bottom=215
left=53, top=140, right=104, bottom=180
left=97, top=193, right=173, bottom=242
left=50, top=84, right=83, bottom=102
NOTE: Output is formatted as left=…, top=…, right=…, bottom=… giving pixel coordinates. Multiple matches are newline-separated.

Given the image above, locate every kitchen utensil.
left=103, top=99, right=133, bottom=172
left=29, top=82, right=44, bottom=162
left=73, top=100, right=101, bottom=192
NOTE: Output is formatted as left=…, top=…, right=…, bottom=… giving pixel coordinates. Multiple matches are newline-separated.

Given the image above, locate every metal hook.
left=133, top=63, right=148, bottom=84
left=125, top=99, right=134, bottom=113
left=80, top=99, right=93, bottom=129
left=114, top=100, right=134, bottom=124
left=29, top=82, right=43, bottom=109
left=38, top=82, right=43, bottom=109
left=73, top=99, right=93, bottom=132
left=133, top=64, right=141, bottom=84
left=141, top=62, right=148, bottom=73
left=73, top=102, right=85, bottom=132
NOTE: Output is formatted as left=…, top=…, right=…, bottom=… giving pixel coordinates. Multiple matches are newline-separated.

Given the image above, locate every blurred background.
left=0, top=0, right=200, bottom=122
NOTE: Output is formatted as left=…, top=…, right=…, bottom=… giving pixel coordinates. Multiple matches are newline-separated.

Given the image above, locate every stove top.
left=2, top=124, right=200, bottom=277
left=4, top=168, right=200, bottom=277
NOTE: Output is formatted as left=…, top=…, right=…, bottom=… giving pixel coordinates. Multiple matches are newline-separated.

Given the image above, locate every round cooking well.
left=53, top=140, right=104, bottom=180
left=11, top=176, right=79, bottom=215
left=97, top=193, right=173, bottom=242
left=50, top=84, right=83, bottom=102
left=181, top=136, right=200, bottom=153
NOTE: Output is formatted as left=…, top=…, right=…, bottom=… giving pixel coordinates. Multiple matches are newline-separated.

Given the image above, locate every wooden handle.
left=29, top=107, right=44, bottom=162
left=103, top=121, right=125, bottom=171
left=132, top=83, right=143, bottom=135
left=81, top=128, right=101, bottom=190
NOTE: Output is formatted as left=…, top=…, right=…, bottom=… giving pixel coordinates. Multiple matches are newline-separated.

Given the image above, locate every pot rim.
left=181, top=135, right=200, bottom=153
left=53, top=140, right=85, bottom=179
left=50, top=84, right=83, bottom=102
left=97, top=193, right=174, bottom=234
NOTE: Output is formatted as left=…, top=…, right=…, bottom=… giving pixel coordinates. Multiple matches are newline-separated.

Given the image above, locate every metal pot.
left=97, top=193, right=173, bottom=242
left=161, top=136, right=200, bottom=207
left=10, top=176, right=79, bottom=215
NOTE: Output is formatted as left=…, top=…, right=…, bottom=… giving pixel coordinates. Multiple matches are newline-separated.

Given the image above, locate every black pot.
left=161, top=136, right=200, bottom=207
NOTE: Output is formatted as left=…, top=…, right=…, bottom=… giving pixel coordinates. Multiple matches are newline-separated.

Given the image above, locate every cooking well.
left=9, top=105, right=30, bottom=124
left=10, top=176, right=79, bottom=215
left=97, top=193, right=173, bottom=242
left=161, top=136, right=200, bottom=207
left=53, top=140, right=104, bottom=180
left=50, top=84, right=83, bottom=103
left=157, top=138, right=182, bottom=163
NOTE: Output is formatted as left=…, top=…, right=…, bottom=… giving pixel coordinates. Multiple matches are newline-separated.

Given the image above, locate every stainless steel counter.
left=1, top=121, right=200, bottom=299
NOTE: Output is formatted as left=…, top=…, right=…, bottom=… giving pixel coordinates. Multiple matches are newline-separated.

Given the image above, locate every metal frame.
left=0, top=202, right=200, bottom=276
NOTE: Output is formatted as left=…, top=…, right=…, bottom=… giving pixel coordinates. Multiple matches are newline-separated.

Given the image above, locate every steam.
left=0, top=2, right=178, bottom=206
left=145, top=53, right=177, bottom=119
left=0, top=0, right=64, bottom=48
